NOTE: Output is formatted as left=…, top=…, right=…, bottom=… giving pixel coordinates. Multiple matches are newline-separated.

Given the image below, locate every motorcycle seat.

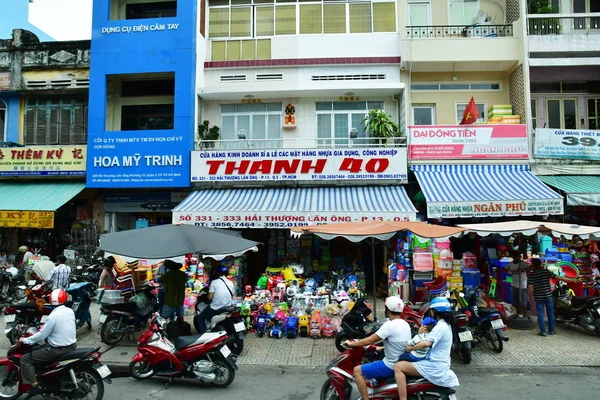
left=477, top=307, right=499, bottom=316
left=57, top=347, right=99, bottom=361
left=173, top=332, right=224, bottom=351
left=213, top=306, right=237, bottom=315
left=571, top=296, right=600, bottom=307
left=11, top=303, right=38, bottom=310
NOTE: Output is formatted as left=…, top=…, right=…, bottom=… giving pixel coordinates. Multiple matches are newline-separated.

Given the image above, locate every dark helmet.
left=219, top=265, right=229, bottom=275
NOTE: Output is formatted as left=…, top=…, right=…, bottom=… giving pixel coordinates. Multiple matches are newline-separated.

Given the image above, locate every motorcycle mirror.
left=18, top=285, right=26, bottom=290
left=77, top=266, right=83, bottom=270
left=459, top=293, right=465, bottom=298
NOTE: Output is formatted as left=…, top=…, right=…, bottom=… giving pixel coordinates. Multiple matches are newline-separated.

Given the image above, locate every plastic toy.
left=241, top=307, right=252, bottom=330
left=269, top=321, right=283, bottom=338
left=269, top=309, right=286, bottom=339
left=285, top=316, right=298, bottom=339
left=256, top=307, right=270, bottom=337
left=257, top=274, right=268, bottom=290
left=299, top=315, right=310, bottom=337
left=310, top=310, right=322, bottom=338
left=244, top=285, right=254, bottom=301
left=322, top=314, right=334, bottom=337
left=272, top=282, right=285, bottom=305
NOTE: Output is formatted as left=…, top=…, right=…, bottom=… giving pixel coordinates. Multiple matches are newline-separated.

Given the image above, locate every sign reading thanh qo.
left=408, top=125, right=528, bottom=160
left=534, top=128, right=600, bottom=160
left=190, top=147, right=408, bottom=183
left=427, top=199, right=564, bottom=219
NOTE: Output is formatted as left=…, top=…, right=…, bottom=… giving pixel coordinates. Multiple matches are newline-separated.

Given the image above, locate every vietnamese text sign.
left=534, top=128, right=600, bottom=160
left=173, top=212, right=415, bottom=229
left=190, top=148, right=408, bottom=183
left=408, top=125, right=528, bottom=160
left=427, top=199, right=563, bottom=219
left=0, top=146, right=86, bottom=176
left=0, top=211, right=54, bottom=229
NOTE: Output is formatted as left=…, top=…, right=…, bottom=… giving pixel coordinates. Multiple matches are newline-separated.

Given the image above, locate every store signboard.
left=427, top=199, right=564, bottom=219
left=104, top=192, right=188, bottom=213
left=190, top=147, right=408, bottom=183
left=408, top=125, right=528, bottom=160
left=0, top=211, right=54, bottom=229
left=534, top=128, right=600, bottom=160
left=173, top=212, right=415, bottom=229
left=0, top=145, right=86, bottom=176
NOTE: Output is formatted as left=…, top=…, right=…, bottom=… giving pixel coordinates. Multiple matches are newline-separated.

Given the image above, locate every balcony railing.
left=195, top=137, right=407, bottom=150
left=527, top=13, right=600, bottom=35
left=406, top=24, right=513, bottom=39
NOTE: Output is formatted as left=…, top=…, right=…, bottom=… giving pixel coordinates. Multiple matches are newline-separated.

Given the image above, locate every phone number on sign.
left=194, top=221, right=257, bottom=228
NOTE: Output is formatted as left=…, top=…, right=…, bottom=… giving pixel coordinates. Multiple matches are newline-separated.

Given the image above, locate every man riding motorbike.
left=343, top=296, right=411, bottom=400
left=19, top=288, right=77, bottom=399
left=197, top=265, right=234, bottom=334
left=393, top=297, right=459, bottom=400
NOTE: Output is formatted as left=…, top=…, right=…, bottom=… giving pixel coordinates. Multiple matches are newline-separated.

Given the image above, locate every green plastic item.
left=257, top=275, right=268, bottom=289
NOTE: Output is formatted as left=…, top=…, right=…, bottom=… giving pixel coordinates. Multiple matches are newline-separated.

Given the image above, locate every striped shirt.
left=527, top=269, right=556, bottom=301
left=48, top=264, right=71, bottom=290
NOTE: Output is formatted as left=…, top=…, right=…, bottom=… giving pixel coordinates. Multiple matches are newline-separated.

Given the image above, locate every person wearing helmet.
left=393, top=297, right=459, bottom=400
left=196, top=264, right=234, bottom=334
left=19, top=289, right=76, bottom=398
left=343, top=296, right=411, bottom=400
left=18, top=244, right=34, bottom=280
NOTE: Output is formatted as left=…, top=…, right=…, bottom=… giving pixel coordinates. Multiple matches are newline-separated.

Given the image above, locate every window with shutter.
left=48, top=107, right=60, bottom=145
left=36, top=106, right=48, bottom=145
left=24, top=108, right=36, bottom=145
left=60, top=108, right=72, bottom=145
left=73, top=106, right=87, bottom=144
left=23, top=96, right=88, bottom=144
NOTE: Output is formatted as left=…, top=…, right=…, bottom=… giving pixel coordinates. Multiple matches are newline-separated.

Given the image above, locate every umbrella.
left=99, top=224, right=260, bottom=259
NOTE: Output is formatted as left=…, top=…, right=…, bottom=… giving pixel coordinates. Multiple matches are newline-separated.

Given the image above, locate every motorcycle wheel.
left=129, top=361, right=155, bottom=380
left=460, top=346, right=472, bottom=365
left=335, top=334, right=349, bottom=353
left=100, top=317, right=126, bottom=345
left=210, top=357, right=235, bottom=388
left=0, top=365, right=19, bottom=399
left=300, top=326, right=308, bottom=337
left=320, top=380, right=341, bottom=400
left=8, top=323, right=27, bottom=346
left=70, top=367, right=104, bottom=400
left=231, top=335, right=244, bottom=354
left=487, top=326, right=503, bottom=353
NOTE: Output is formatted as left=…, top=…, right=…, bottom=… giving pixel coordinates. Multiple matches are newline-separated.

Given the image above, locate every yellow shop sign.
left=0, top=145, right=86, bottom=177
left=0, top=211, right=54, bottom=229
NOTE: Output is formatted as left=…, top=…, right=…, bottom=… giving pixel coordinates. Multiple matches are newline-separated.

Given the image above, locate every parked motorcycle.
left=99, top=284, right=158, bottom=345
left=553, top=281, right=600, bottom=336
left=453, top=287, right=506, bottom=354
left=129, top=313, right=237, bottom=388
left=3, top=282, right=54, bottom=345
left=0, top=267, right=25, bottom=309
left=0, top=327, right=112, bottom=399
left=334, top=296, right=381, bottom=353
left=321, top=342, right=457, bottom=400
left=66, top=281, right=94, bottom=330
left=195, top=286, right=247, bottom=355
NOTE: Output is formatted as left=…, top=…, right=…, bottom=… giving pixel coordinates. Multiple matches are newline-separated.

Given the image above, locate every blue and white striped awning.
left=411, top=165, right=564, bottom=219
left=172, top=186, right=417, bottom=228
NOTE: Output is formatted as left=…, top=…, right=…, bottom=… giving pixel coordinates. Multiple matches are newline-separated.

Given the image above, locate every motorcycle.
left=99, top=284, right=158, bottom=345
left=3, top=282, right=54, bottom=345
left=0, top=267, right=24, bottom=309
left=128, top=313, right=237, bottom=388
left=334, top=296, right=381, bottom=353
left=321, top=342, right=457, bottom=400
left=553, top=281, right=600, bottom=336
left=70, top=265, right=100, bottom=294
left=194, top=286, right=247, bottom=355
left=66, top=281, right=94, bottom=330
left=453, top=287, right=506, bottom=354
left=0, top=327, right=111, bottom=399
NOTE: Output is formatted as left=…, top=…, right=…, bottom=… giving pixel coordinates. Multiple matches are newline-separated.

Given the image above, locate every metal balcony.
left=405, top=24, right=514, bottom=39
left=527, top=13, right=600, bottom=35
left=195, top=137, right=407, bottom=150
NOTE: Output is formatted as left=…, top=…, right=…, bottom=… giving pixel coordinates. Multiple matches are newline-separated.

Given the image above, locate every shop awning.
left=458, top=220, right=600, bottom=240
left=411, top=165, right=564, bottom=219
left=172, top=186, right=417, bottom=228
left=538, top=175, right=600, bottom=207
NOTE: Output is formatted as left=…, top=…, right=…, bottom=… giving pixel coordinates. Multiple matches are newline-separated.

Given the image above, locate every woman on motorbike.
left=393, top=297, right=459, bottom=400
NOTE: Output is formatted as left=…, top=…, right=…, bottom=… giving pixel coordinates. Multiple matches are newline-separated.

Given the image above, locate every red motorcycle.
left=0, top=328, right=112, bottom=399
left=320, top=343, right=457, bottom=400
left=128, top=313, right=237, bottom=387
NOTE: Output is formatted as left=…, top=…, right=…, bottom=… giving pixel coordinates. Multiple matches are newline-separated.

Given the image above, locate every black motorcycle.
left=66, top=281, right=94, bottom=330
left=0, top=267, right=25, bottom=309
left=334, top=296, right=382, bottom=352
left=553, top=281, right=600, bottom=336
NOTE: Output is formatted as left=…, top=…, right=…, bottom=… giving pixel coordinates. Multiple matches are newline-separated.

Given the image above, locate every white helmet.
left=18, top=246, right=28, bottom=253
left=385, top=296, right=405, bottom=313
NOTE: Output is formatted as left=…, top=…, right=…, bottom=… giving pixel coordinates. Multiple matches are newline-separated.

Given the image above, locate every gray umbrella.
left=98, top=224, right=260, bottom=259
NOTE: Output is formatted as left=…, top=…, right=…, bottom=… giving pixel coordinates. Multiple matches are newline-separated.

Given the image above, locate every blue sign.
left=534, top=128, right=600, bottom=160
left=86, top=0, right=197, bottom=188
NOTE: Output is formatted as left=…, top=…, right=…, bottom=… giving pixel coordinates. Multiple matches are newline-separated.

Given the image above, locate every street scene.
left=2, top=0, right=600, bottom=399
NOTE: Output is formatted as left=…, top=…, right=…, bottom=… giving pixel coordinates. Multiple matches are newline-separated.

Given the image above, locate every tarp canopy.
left=458, top=220, right=600, bottom=240
left=538, top=175, right=600, bottom=207
left=290, top=221, right=465, bottom=243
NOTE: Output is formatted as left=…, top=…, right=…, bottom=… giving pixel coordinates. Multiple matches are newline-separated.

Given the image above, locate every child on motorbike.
left=397, top=317, right=437, bottom=362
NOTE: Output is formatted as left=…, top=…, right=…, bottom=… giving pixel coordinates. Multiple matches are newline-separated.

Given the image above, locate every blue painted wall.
left=86, top=0, right=197, bottom=188
left=0, top=0, right=54, bottom=41
left=0, top=94, right=22, bottom=143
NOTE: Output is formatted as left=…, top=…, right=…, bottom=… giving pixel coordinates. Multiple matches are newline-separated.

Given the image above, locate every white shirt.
left=47, top=264, right=71, bottom=290
left=209, top=277, right=234, bottom=310
left=506, top=260, right=528, bottom=289
left=22, top=251, right=33, bottom=266
left=375, top=318, right=412, bottom=369
left=23, top=305, right=76, bottom=347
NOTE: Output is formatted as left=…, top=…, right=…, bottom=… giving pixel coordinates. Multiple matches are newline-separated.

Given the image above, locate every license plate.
left=458, top=331, right=473, bottom=342
left=491, top=319, right=504, bottom=329
left=220, top=345, right=232, bottom=358
left=234, top=321, right=246, bottom=332
left=4, top=314, right=15, bottom=324
left=28, top=280, right=37, bottom=286
left=40, top=315, right=49, bottom=324
left=95, top=364, right=111, bottom=379
left=99, top=314, right=107, bottom=324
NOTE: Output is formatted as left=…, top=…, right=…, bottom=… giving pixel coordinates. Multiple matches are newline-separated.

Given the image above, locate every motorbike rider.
left=343, top=296, right=411, bottom=400
left=19, top=289, right=77, bottom=399
left=197, top=265, right=234, bottom=334
left=393, top=297, right=459, bottom=400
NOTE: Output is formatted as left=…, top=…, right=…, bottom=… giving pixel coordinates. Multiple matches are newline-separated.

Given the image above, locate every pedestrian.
left=528, top=258, right=577, bottom=336
left=506, top=251, right=530, bottom=317
left=155, top=261, right=167, bottom=313
left=98, top=257, right=115, bottom=288
left=0, top=249, right=8, bottom=267
left=159, top=260, right=187, bottom=321
left=19, top=243, right=34, bottom=281
left=47, top=255, right=71, bottom=290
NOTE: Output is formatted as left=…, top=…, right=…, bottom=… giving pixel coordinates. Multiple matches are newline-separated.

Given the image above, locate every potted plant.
left=361, top=109, right=402, bottom=146
left=198, top=120, right=220, bottom=148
